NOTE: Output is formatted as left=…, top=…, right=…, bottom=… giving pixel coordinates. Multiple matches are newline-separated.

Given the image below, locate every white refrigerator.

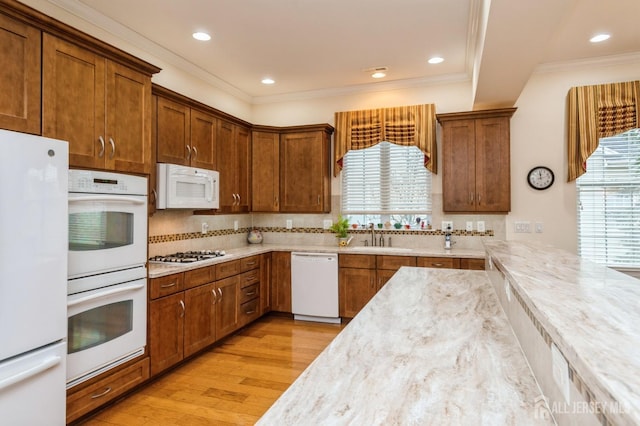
left=0, top=129, right=68, bottom=425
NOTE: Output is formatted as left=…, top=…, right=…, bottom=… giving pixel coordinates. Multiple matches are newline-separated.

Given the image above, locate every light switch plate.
left=441, top=221, right=453, bottom=232
left=466, top=221, right=473, bottom=232
left=233, top=220, right=238, bottom=231
left=286, top=219, right=293, bottom=230
left=477, top=221, right=485, bottom=232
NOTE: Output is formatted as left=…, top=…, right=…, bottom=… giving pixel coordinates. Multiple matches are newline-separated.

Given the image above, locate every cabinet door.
left=190, top=109, right=217, bottom=170
left=339, top=267, right=376, bottom=318
left=460, top=258, right=485, bottom=270
left=235, top=125, right=251, bottom=212
left=280, top=131, right=329, bottom=212
left=271, top=251, right=291, bottom=312
left=475, top=117, right=510, bottom=212
left=149, top=293, right=184, bottom=376
left=260, top=253, right=272, bottom=315
left=251, top=131, right=280, bottom=212
left=441, top=119, right=476, bottom=212
left=215, top=276, right=239, bottom=339
left=42, top=34, right=106, bottom=170
left=105, top=61, right=152, bottom=174
left=0, top=14, right=41, bottom=134
left=184, top=283, right=217, bottom=357
left=216, top=120, right=236, bottom=211
left=376, top=269, right=396, bottom=291
left=156, top=96, right=189, bottom=165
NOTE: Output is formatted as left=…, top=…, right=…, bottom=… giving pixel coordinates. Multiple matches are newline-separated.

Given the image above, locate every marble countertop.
left=484, top=240, right=640, bottom=426
left=148, top=244, right=485, bottom=278
left=257, top=267, right=552, bottom=425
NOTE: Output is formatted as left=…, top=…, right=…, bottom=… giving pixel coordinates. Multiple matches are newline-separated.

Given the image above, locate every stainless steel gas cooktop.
left=149, top=250, right=226, bottom=264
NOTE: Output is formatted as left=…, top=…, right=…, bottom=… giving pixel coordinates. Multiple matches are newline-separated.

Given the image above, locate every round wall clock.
left=527, top=166, right=554, bottom=190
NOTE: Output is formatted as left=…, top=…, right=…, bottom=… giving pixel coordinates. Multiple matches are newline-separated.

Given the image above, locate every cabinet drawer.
left=460, top=258, right=485, bottom=270
left=217, top=259, right=241, bottom=279
left=376, top=255, right=417, bottom=271
left=239, top=298, right=260, bottom=325
left=149, top=273, right=184, bottom=299
left=240, top=283, right=259, bottom=304
left=66, top=357, right=149, bottom=423
left=339, top=254, right=376, bottom=269
left=240, top=255, right=260, bottom=272
left=416, top=257, right=461, bottom=269
left=184, top=265, right=215, bottom=289
left=239, top=269, right=260, bottom=288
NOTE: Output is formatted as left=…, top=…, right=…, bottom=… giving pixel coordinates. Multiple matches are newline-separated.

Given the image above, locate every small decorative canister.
left=247, top=228, right=263, bottom=244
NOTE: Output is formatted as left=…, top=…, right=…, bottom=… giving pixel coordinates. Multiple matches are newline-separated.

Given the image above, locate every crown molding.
left=535, top=51, right=640, bottom=74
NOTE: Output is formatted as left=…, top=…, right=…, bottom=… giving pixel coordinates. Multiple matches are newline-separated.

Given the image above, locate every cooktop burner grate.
left=149, top=250, right=226, bottom=264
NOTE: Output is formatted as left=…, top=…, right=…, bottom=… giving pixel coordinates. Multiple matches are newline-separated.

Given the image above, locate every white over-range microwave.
left=156, top=163, right=219, bottom=209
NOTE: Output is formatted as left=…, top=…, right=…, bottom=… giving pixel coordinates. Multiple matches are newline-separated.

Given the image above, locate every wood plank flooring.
left=81, top=315, right=343, bottom=425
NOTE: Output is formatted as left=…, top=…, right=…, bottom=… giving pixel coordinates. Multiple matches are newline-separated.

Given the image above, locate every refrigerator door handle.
left=0, top=355, right=62, bottom=391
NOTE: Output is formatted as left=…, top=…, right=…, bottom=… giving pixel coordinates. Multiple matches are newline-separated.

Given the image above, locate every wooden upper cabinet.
left=437, top=108, right=516, bottom=213
left=0, top=13, right=41, bottom=134
left=251, top=131, right=280, bottom=212
left=155, top=95, right=217, bottom=170
left=217, top=120, right=251, bottom=213
left=279, top=126, right=333, bottom=213
left=42, top=34, right=153, bottom=173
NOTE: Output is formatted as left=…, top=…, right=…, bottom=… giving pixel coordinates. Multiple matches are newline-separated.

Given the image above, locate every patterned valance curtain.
left=334, top=104, right=437, bottom=176
left=567, top=80, right=640, bottom=181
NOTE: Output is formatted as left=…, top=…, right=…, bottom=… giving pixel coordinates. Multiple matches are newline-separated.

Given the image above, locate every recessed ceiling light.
left=590, top=33, right=610, bottom=43
left=192, top=32, right=211, bottom=41
left=428, top=56, right=444, bottom=64
left=261, top=78, right=275, bottom=85
left=371, top=71, right=386, bottom=79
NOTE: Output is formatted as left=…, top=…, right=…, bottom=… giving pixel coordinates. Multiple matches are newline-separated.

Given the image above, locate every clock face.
left=527, top=166, right=554, bottom=190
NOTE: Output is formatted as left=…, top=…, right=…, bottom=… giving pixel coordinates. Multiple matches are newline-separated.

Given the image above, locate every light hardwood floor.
left=81, top=315, right=343, bottom=425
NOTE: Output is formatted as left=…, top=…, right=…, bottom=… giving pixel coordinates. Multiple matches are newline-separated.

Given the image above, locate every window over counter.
left=341, top=141, right=432, bottom=229
left=577, top=128, right=640, bottom=269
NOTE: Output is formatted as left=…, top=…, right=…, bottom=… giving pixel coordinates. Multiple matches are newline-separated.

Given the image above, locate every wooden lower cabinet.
left=66, top=358, right=149, bottom=423
left=339, top=267, right=376, bottom=318
left=260, top=253, right=272, bottom=315
left=460, top=257, right=486, bottom=270
left=184, top=282, right=217, bottom=357
left=271, top=251, right=292, bottom=312
left=149, top=292, right=184, bottom=376
left=215, top=276, right=240, bottom=339
left=416, top=256, right=461, bottom=269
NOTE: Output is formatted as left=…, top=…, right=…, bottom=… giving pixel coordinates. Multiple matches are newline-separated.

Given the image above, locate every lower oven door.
left=66, top=273, right=147, bottom=388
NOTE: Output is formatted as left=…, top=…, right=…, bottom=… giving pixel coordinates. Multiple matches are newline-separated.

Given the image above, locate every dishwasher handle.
left=291, top=252, right=337, bottom=262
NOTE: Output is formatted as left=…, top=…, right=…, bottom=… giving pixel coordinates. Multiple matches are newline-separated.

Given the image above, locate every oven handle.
left=69, top=195, right=146, bottom=205
left=67, top=282, right=145, bottom=308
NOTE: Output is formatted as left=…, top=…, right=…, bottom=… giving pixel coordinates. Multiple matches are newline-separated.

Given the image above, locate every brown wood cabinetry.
left=460, top=258, right=486, bottom=270
left=214, top=275, right=239, bottom=339
left=0, top=13, right=41, bottom=134
left=149, top=290, right=185, bottom=376
left=271, top=251, right=292, bottom=312
left=251, top=130, right=280, bottom=212
left=416, top=257, right=461, bottom=269
left=184, top=282, right=217, bottom=357
left=260, top=253, right=272, bottom=315
left=155, top=91, right=217, bottom=170
left=279, top=126, right=333, bottom=213
left=217, top=120, right=251, bottom=212
left=66, top=358, right=149, bottom=423
left=437, top=108, right=516, bottom=213
left=42, top=34, right=154, bottom=173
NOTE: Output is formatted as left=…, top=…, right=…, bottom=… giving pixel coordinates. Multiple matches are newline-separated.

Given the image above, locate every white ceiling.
left=48, top=0, right=640, bottom=106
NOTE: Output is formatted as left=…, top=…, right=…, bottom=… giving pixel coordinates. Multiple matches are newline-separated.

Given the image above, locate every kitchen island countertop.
left=256, top=267, right=551, bottom=425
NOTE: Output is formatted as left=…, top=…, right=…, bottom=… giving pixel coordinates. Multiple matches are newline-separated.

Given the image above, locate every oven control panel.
left=69, top=169, right=147, bottom=195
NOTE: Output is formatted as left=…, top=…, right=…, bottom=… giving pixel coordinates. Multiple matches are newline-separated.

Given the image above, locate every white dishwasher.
left=291, top=252, right=340, bottom=323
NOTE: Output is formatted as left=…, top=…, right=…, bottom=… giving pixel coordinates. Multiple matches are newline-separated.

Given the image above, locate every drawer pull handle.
left=432, top=263, right=444, bottom=267
left=245, top=309, right=256, bottom=314
left=246, top=275, right=257, bottom=281
left=91, top=387, right=112, bottom=399
left=160, top=282, right=176, bottom=288
left=246, top=261, right=256, bottom=266
left=245, top=291, right=256, bottom=296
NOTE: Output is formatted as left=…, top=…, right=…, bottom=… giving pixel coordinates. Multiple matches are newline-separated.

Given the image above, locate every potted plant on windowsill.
left=329, top=215, right=352, bottom=247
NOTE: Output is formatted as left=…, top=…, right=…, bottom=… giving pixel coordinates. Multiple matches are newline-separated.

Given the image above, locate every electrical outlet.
left=551, top=343, right=571, bottom=402
left=201, top=222, right=209, bottom=235
left=535, top=222, right=544, bottom=233
left=286, top=219, right=293, bottom=230
left=466, top=221, right=473, bottom=232
left=233, top=220, right=238, bottom=231
left=514, top=221, right=531, bottom=233
left=441, top=221, right=453, bottom=231
left=323, top=219, right=332, bottom=229
left=476, top=221, right=485, bottom=232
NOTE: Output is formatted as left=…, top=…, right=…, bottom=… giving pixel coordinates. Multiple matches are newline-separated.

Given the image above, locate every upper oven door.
left=68, top=193, right=147, bottom=279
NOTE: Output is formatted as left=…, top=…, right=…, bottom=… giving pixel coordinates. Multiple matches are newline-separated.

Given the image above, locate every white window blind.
left=577, top=128, right=640, bottom=268
left=342, top=141, right=431, bottom=215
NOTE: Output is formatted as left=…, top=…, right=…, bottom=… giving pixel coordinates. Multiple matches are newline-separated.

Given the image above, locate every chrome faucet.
left=370, top=223, right=376, bottom=246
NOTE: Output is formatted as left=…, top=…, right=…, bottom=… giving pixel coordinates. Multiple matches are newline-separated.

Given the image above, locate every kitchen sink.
left=347, top=246, right=413, bottom=253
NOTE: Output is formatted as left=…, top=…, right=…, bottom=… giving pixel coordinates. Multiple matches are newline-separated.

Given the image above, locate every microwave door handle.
left=67, top=282, right=145, bottom=308
left=69, top=195, right=146, bottom=205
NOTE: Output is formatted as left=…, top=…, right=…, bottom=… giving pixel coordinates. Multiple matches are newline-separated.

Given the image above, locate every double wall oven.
left=67, top=170, right=148, bottom=388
